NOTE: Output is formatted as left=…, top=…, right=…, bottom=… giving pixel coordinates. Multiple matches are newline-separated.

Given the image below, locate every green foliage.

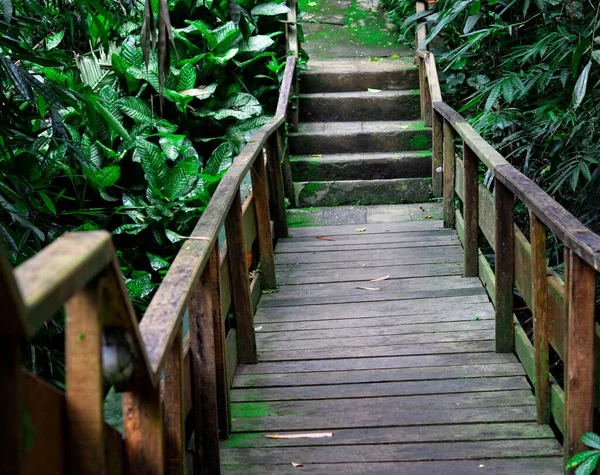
left=566, top=433, right=600, bottom=475
left=384, top=0, right=600, bottom=240
left=0, top=0, right=296, bottom=382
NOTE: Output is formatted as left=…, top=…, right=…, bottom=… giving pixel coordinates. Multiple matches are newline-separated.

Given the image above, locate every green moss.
left=300, top=182, right=328, bottom=199
left=424, top=177, right=433, bottom=184
left=223, top=433, right=263, bottom=449
left=231, top=401, right=276, bottom=418
left=409, top=134, right=432, bottom=150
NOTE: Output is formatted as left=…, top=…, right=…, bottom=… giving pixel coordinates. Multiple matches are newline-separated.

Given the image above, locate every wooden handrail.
left=1, top=15, right=300, bottom=471
left=414, top=7, right=598, bottom=465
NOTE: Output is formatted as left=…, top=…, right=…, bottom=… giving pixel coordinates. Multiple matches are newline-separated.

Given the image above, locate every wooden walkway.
left=221, top=215, right=563, bottom=473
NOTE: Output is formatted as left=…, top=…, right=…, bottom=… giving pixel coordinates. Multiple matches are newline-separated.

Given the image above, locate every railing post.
left=123, top=381, right=163, bottom=475
left=564, top=249, right=596, bottom=464
left=462, top=144, right=478, bottom=277
left=266, top=133, right=289, bottom=239
left=65, top=279, right=105, bottom=475
left=225, top=190, right=258, bottom=364
left=164, top=327, right=185, bottom=475
left=251, top=151, right=277, bottom=290
left=277, top=128, right=296, bottom=208
left=530, top=212, right=550, bottom=424
left=442, top=119, right=455, bottom=228
left=494, top=178, right=514, bottom=353
left=189, top=247, right=222, bottom=474
left=432, top=109, right=443, bottom=196
left=420, top=60, right=432, bottom=127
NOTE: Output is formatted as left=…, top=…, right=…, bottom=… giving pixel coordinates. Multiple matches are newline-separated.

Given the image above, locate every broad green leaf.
left=134, top=139, right=168, bottom=187
left=147, top=253, right=170, bottom=271
left=84, top=165, right=121, bottom=189
left=239, top=35, right=274, bottom=54
left=178, top=63, right=196, bottom=91
left=573, top=61, right=592, bottom=109
left=566, top=451, right=600, bottom=471
left=38, top=191, right=56, bottom=215
left=125, top=271, right=155, bottom=299
left=121, top=36, right=143, bottom=67
left=89, top=96, right=130, bottom=140
left=46, top=30, right=65, bottom=50
left=576, top=453, right=600, bottom=475
left=163, top=156, right=199, bottom=200
left=226, top=114, right=271, bottom=153
left=205, top=142, right=233, bottom=176
left=582, top=433, right=600, bottom=450
left=485, top=83, right=502, bottom=112
left=463, top=14, right=481, bottom=34
left=180, top=83, right=217, bottom=100
left=251, top=2, right=290, bottom=16
left=159, top=135, right=186, bottom=161
left=118, top=96, right=154, bottom=124
left=185, top=20, right=218, bottom=49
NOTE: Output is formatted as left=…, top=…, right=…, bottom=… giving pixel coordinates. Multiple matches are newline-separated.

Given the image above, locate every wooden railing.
left=0, top=14, right=300, bottom=473
left=415, top=1, right=599, bottom=464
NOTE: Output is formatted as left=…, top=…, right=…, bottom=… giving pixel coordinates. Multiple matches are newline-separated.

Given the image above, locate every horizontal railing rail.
left=415, top=0, right=598, bottom=466
left=1, top=20, right=299, bottom=472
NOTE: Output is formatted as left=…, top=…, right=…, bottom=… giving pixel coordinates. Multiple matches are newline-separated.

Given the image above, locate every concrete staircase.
left=289, top=59, right=433, bottom=208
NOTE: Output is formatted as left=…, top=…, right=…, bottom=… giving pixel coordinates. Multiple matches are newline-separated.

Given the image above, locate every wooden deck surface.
left=221, top=218, right=563, bottom=474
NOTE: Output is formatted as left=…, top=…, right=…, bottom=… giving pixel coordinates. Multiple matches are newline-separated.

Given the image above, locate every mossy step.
left=294, top=179, right=433, bottom=208
left=291, top=151, right=432, bottom=181
left=300, top=90, right=420, bottom=122
left=289, top=121, right=432, bottom=155
left=301, top=58, right=419, bottom=92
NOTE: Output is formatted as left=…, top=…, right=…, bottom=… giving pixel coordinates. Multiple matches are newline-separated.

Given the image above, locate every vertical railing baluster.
left=164, top=327, right=184, bottom=475
left=123, top=381, right=163, bottom=474
left=0, top=341, right=24, bottom=475
left=462, top=144, right=478, bottom=277
left=530, top=212, right=550, bottom=423
left=494, top=178, right=514, bottom=353
left=189, top=247, right=222, bottom=474
left=442, top=119, right=455, bottom=228
left=266, top=133, right=289, bottom=239
left=251, top=151, right=277, bottom=290
left=564, top=249, right=596, bottom=463
left=277, top=128, right=296, bottom=208
left=432, top=109, right=443, bottom=197
left=225, top=190, right=257, bottom=364
left=65, top=280, right=105, bottom=474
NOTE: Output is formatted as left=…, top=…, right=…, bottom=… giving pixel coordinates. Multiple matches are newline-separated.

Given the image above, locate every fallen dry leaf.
left=265, top=432, right=333, bottom=439
left=425, top=215, right=433, bottom=219
left=356, top=286, right=382, bottom=291
left=370, top=275, right=390, bottom=282
left=254, top=325, right=263, bottom=332
left=316, top=235, right=335, bottom=241
left=291, top=462, right=304, bottom=467
left=356, top=227, right=366, bottom=232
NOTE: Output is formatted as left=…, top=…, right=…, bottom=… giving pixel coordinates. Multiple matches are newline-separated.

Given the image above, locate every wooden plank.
left=277, top=262, right=463, bottom=285
left=259, top=286, right=487, bottom=308
left=259, top=340, right=496, bottom=361
left=256, top=320, right=494, bottom=342
left=494, top=178, right=514, bottom=353
left=432, top=109, right=443, bottom=196
left=188, top=249, right=221, bottom=473
left=455, top=208, right=464, bottom=244
left=266, top=134, right=289, bottom=239
left=277, top=127, right=296, bottom=207
left=12, top=231, right=112, bottom=338
left=257, top=330, right=494, bottom=352
left=531, top=212, right=550, bottom=424
left=219, top=458, right=564, bottom=475
left=564, top=249, right=596, bottom=461
left=220, top=440, right=561, bottom=466
left=251, top=154, right=276, bottom=289
left=224, top=422, right=555, bottom=449
left=233, top=363, right=524, bottom=388
left=478, top=252, right=495, bottom=302
left=274, top=245, right=464, bottom=265
left=164, top=328, right=185, bottom=475
left=279, top=229, right=456, bottom=246
left=230, top=405, right=538, bottom=433
left=443, top=118, right=456, bottom=227
left=231, top=377, right=530, bottom=403
left=455, top=156, right=464, bottom=201
left=226, top=329, right=238, bottom=390
left=463, top=144, right=478, bottom=277
left=255, top=295, right=492, bottom=323
left=64, top=282, right=105, bottom=474
left=275, top=236, right=459, bottom=254
left=225, top=189, right=257, bottom=364
left=478, top=184, right=495, bottom=249
left=238, top=352, right=515, bottom=375
left=288, top=220, right=444, bottom=237
left=256, top=310, right=493, bottom=332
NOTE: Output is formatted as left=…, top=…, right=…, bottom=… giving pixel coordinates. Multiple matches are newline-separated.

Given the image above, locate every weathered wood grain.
left=432, top=109, right=444, bottom=196
left=443, top=118, right=456, bottom=227
left=288, top=220, right=443, bottom=237
left=494, top=178, right=514, bottom=353
left=266, top=134, right=288, bottom=239
left=463, top=144, right=478, bottom=277
left=275, top=236, right=459, bottom=254
left=65, top=282, right=105, bottom=474
left=164, top=328, right=185, bottom=475
left=531, top=212, right=550, bottom=424
left=0, top=341, right=23, bottom=475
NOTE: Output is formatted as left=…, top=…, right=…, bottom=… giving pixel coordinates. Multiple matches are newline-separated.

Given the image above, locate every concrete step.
left=289, top=121, right=432, bottom=155
left=300, top=90, right=420, bottom=122
left=294, top=179, right=432, bottom=207
left=291, top=152, right=432, bottom=181
left=301, top=58, right=419, bottom=93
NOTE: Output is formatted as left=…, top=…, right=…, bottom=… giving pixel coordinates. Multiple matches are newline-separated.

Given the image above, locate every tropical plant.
left=566, top=432, right=600, bottom=475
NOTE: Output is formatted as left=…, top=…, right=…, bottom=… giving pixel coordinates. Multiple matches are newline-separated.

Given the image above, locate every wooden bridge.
left=2, top=1, right=600, bottom=473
